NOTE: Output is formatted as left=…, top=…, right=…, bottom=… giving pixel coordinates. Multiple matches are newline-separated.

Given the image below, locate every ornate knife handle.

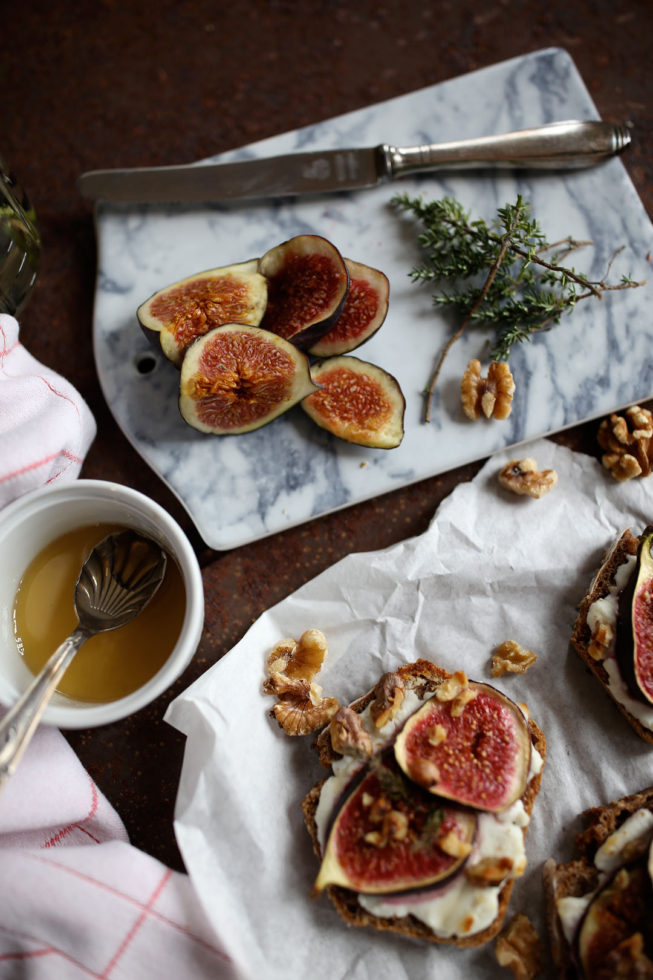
left=384, top=120, right=631, bottom=174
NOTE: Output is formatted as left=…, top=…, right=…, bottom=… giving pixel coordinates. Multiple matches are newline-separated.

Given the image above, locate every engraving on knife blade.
left=301, top=158, right=332, bottom=182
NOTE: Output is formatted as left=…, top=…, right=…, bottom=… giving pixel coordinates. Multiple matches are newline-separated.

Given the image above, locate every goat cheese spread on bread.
left=314, top=688, right=543, bottom=939
left=587, top=553, right=653, bottom=730
left=556, top=808, right=653, bottom=942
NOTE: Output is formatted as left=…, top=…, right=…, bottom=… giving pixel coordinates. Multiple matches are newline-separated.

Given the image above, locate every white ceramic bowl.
left=0, top=480, right=204, bottom=729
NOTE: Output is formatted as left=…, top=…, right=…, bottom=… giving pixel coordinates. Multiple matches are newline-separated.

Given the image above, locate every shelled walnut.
left=598, top=405, right=653, bottom=481
left=495, top=913, right=543, bottom=979
left=263, top=629, right=338, bottom=735
left=264, top=673, right=339, bottom=736
left=498, top=458, right=557, bottom=499
left=370, top=672, right=405, bottom=728
left=435, top=670, right=468, bottom=702
left=461, top=359, right=515, bottom=420
left=587, top=621, right=613, bottom=661
left=464, top=855, right=514, bottom=887
left=266, top=629, right=328, bottom=681
left=329, top=706, right=373, bottom=757
left=492, top=641, right=537, bottom=677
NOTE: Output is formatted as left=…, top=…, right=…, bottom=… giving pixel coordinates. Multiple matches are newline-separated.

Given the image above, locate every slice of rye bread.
left=542, top=785, right=653, bottom=978
left=570, top=528, right=653, bottom=745
left=302, top=659, right=546, bottom=948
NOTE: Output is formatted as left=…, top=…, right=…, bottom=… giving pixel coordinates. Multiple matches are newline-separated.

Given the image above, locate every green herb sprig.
left=392, top=193, right=644, bottom=422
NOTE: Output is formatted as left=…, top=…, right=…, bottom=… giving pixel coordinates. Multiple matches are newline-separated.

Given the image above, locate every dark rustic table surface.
left=3, top=0, right=651, bottom=873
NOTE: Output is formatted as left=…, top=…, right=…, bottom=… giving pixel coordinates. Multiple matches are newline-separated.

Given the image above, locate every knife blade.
left=77, top=120, right=631, bottom=205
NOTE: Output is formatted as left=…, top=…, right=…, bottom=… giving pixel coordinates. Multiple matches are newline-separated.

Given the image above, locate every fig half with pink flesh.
left=302, top=355, right=405, bottom=449
left=137, top=260, right=268, bottom=367
left=258, top=234, right=349, bottom=349
left=314, top=754, right=477, bottom=895
left=394, top=682, right=531, bottom=813
left=616, top=525, right=653, bottom=706
left=574, top=863, right=653, bottom=977
left=178, top=323, right=319, bottom=435
left=308, top=258, right=389, bottom=357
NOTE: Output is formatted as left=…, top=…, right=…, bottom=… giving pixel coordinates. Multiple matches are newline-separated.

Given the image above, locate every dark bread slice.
left=570, top=529, right=653, bottom=745
left=303, top=659, right=546, bottom=948
left=542, top=785, right=653, bottom=978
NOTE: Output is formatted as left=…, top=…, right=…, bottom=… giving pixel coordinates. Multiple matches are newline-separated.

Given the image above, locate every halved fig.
left=616, top=525, right=653, bottom=706
left=137, top=260, right=268, bottom=367
left=301, top=355, right=405, bottom=449
left=314, top=753, right=477, bottom=895
left=258, top=235, right=349, bottom=349
left=178, top=323, right=319, bottom=435
left=394, top=682, right=531, bottom=813
left=574, top=864, right=653, bottom=978
left=308, top=258, right=389, bottom=357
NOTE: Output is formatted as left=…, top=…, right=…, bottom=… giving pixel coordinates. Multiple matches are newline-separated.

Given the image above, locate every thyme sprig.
left=392, top=193, right=644, bottom=422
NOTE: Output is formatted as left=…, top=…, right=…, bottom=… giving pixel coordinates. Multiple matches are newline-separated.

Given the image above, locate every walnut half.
left=370, top=672, right=405, bottom=728
left=329, top=706, right=373, bottom=757
left=598, top=405, right=653, bottom=481
left=498, top=458, right=558, bottom=499
left=263, top=629, right=338, bottom=736
left=495, top=912, right=543, bottom=979
left=461, top=359, right=515, bottom=421
left=491, top=640, right=537, bottom=677
left=266, top=629, right=328, bottom=681
left=264, top=673, right=340, bottom=736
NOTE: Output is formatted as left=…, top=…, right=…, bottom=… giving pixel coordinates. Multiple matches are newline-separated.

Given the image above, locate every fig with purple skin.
left=394, top=682, right=531, bottom=813
left=137, top=260, right=268, bottom=367
left=314, top=754, right=477, bottom=895
left=308, top=258, right=389, bottom=357
left=178, top=323, right=319, bottom=435
left=616, top=525, right=653, bottom=706
left=302, top=355, right=405, bottom=449
left=258, top=235, right=349, bottom=349
left=573, top=862, right=653, bottom=977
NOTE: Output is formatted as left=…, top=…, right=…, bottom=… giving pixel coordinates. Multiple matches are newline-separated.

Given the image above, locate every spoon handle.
left=0, top=627, right=90, bottom=793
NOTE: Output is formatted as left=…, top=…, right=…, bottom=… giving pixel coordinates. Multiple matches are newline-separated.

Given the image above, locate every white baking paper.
left=166, top=438, right=653, bottom=980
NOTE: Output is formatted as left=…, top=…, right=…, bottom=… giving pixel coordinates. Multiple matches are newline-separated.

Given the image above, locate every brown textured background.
left=3, top=0, right=651, bottom=871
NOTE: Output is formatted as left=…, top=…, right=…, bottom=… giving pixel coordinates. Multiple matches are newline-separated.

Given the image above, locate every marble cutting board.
left=92, top=47, right=653, bottom=550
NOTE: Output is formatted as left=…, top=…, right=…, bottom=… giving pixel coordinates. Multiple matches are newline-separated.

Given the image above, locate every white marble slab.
left=92, top=47, right=653, bottom=550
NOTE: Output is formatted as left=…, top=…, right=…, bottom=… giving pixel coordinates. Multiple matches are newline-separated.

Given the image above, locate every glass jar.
left=0, top=157, right=41, bottom=317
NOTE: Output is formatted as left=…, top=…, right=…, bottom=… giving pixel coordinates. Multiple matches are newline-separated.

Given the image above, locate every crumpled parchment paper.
left=166, top=437, right=653, bottom=980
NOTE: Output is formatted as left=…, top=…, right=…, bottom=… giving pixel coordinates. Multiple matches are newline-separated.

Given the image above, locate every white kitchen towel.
left=0, top=314, right=96, bottom=509
left=0, top=705, right=238, bottom=978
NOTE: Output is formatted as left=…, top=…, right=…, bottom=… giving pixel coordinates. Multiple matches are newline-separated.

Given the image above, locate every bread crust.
left=542, top=785, right=653, bottom=978
left=570, top=529, right=653, bottom=744
left=303, top=659, right=546, bottom=948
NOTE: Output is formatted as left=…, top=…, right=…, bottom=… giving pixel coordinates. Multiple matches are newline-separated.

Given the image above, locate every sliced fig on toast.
left=178, top=323, right=318, bottom=435
left=574, top=863, right=653, bottom=978
left=258, top=235, right=349, bottom=349
left=394, top=681, right=531, bottom=813
left=616, top=525, right=653, bottom=706
left=314, top=753, right=477, bottom=895
left=308, top=258, right=389, bottom=357
left=301, top=355, right=405, bottom=449
left=137, top=260, right=268, bottom=367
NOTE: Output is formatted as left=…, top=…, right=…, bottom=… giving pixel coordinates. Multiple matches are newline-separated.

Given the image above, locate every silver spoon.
left=0, top=529, right=167, bottom=793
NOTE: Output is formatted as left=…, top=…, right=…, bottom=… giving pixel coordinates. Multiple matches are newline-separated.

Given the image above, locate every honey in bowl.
left=13, top=523, right=186, bottom=703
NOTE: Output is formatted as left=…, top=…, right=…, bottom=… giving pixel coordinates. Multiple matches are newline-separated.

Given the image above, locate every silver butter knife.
left=77, top=120, right=631, bottom=205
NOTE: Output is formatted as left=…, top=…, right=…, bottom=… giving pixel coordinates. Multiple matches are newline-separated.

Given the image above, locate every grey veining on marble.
left=92, top=48, right=653, bottom=550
